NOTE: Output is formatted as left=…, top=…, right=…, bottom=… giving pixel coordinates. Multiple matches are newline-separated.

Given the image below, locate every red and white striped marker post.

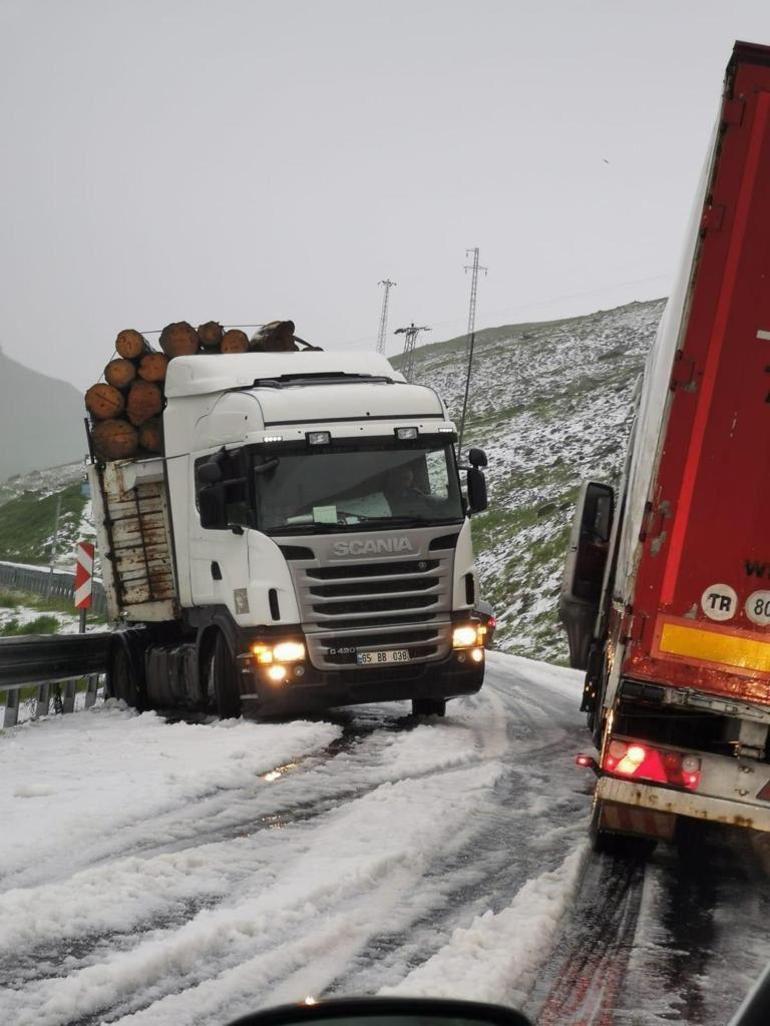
left=74, top=541, right=94, bottom=633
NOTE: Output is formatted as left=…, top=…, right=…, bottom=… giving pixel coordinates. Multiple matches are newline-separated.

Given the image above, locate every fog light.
left=470, top=647, right=484, bottom=663
left=307, top=431, right=331, bottom=445
left=272, top=641, right=305, bottom=662
left=267, top=664, right=287, bottom=683
left=453, top=624, right=480, bottom=648
left=395, top=426, right=418, bottom=440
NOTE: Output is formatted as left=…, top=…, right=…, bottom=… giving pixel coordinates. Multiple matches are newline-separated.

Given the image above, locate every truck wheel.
left=412, top=698, right=446, bottom=717
left=207, top=632, right=241, bottom=719
left=109, top=644, right=139, bottom=709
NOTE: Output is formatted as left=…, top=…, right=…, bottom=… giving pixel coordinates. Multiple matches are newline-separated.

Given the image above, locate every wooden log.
left=159, top=321, right=200, bottom=358
left=85, top=383, right=125, bottom=420
left=91, top=419, right=138, bottom=461
left=137, top=352, right=169, bottom=383
left=221, top=328, right=249, bottom=353
left=115, top=329, right=151, bottom=360
left=138, top=417, right=162, bottom=453
left=104, top=358, right=137, bottom=390
left=126, top=380, right=163, bottom=426
left=198, top=321, right=223, bottom=349
left=251, top=320, right=297, bottom=352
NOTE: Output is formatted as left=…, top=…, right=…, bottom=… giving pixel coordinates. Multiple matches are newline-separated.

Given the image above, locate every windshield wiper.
left=335, top=510, right=388, bottom=522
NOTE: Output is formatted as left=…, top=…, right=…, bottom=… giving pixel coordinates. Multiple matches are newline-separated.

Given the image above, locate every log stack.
left=84, top=318, right=304, bottom=462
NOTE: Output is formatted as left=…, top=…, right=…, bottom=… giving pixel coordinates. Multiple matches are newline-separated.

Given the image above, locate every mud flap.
left=599, top=800, right=676, bottom=842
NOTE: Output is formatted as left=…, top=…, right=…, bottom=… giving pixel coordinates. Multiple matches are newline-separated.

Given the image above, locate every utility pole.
left=45, top=492, right=62, bottom=598
left=457, top=247, right=488, bottom=457
left=376, top=279, right=397, bottom=353
left=394, top=323, right=430, bottom=382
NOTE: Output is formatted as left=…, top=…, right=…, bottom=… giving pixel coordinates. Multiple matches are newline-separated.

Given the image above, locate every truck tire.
left=412, top=698, right=446, bottom=717
left=207, top=632, right=241, bottom=719
left=109, top=643, right=140, bottom=709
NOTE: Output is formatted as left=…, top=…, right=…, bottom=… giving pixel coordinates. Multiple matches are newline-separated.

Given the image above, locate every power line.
left=457, top=247, right=488, bottom=456
left=376, top=279, right=397, bottom=354
left=394, top=322, right=430, bottom=382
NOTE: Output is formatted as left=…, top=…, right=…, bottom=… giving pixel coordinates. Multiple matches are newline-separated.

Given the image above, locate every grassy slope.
left=406, top=299, right=664, bottom=663
left=0, top=482, right=87, bottom=564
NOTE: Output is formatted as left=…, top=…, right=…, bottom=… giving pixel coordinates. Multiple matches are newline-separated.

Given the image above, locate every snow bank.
left=382, top=845, right=587, bottom=1005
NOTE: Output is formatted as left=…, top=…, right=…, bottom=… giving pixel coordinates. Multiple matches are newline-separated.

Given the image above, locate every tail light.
left=602, top=739, right=701, bottom=791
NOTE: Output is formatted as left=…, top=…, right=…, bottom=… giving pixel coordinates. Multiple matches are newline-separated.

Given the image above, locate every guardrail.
left=0, top=632, right=111, bottom=729
left=0, top=561, right=108, bottom=618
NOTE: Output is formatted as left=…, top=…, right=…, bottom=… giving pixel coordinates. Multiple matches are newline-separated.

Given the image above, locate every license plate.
left=357, top=649, right=410, bottom=665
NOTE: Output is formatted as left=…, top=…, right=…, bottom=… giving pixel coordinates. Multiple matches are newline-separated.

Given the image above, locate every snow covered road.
left=1, top=652, right=768, bottom=1026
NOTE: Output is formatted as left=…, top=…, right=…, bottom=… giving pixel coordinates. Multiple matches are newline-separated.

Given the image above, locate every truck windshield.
left=252, top=443, right=463, bottom=533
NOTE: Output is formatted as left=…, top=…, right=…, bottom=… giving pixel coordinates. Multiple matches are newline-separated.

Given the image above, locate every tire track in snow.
left=327, top=669, right=591, bottom=998
left=1, top=757, right=507, bottom=1026
left=531, top=851, right=646, bottom=1026
left=0, top=695, right=502, bottom=995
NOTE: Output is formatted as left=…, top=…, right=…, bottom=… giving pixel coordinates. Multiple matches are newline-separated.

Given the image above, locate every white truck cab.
left=91, top=350, right=489, bottom=718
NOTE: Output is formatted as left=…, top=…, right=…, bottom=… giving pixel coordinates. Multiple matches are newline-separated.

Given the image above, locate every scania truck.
left=91, top=350, right=489, bottom=718
left=560, top=41, right=770, bottom=847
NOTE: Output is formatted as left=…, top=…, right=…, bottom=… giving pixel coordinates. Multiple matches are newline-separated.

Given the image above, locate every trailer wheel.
left=207, top=632, right=241, bottom=720
left=109, top=643, right=139, bottom=709
left=412, top=698, right=446, bottom=717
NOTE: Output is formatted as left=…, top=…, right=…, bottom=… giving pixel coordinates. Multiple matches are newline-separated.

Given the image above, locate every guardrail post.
left=3, top=689, right=20, bottom=729
left=84, top=674, right=99, bottom=709
left=35, top=683, right=50, bottom=719
left=62, top=680, right=77, bottom=714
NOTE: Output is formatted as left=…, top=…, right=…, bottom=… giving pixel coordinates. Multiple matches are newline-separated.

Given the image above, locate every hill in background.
left=0, top=347, right=86, bottom=482
left=395, top=297, right=665, bottom=662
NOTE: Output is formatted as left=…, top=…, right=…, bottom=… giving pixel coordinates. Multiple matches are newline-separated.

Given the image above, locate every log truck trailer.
left=559, top=41, right=770, bottom=847
left=90, top=350, right=489, bottom=718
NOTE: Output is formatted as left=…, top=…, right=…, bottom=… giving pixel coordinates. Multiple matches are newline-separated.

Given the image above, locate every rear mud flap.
left=599, top=800, right=676, bottom=842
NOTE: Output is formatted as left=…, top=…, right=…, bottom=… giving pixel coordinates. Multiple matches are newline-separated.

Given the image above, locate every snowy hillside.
left=0, top=462, right=93, bottom=570
left=398, top=298, right=665, bottom=662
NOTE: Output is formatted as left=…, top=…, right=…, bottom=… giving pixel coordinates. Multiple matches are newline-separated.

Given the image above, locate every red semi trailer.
left=560, top=40, right=770, bottom=849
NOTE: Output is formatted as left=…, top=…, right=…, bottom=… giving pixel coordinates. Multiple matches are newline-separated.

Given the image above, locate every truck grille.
left=287, top=539, right=456, bottom=671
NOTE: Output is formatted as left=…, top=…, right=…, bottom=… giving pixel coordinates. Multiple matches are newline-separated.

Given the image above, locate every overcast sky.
left=1, top=0, right=769, bottom=389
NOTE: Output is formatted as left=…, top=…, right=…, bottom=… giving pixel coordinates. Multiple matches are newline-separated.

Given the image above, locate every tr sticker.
left=701, top=583, right=737, bottom=621
left=746, top=590, right=770, bottom=626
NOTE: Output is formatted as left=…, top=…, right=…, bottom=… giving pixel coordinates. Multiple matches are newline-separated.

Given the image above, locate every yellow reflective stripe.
left=660, top=622, right=770, bottom=672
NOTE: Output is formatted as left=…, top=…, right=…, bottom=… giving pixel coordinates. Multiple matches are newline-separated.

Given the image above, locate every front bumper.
left=240, top=646, right=484, bottom=716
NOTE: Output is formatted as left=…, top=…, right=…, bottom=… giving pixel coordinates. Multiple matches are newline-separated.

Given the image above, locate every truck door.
left=559, top=481, right=615, bottom=669
left=189, top=449, right=250, bottom=613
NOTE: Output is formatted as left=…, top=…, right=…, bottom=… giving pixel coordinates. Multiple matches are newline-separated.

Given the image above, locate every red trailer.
left=560, top=41, right=770, bottom=848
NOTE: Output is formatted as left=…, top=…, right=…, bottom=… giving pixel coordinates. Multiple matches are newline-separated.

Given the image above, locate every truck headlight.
left=452, top=624, right=484, bottom=648
left=272, top=641, right=306, bottom=662
left=251, top=640, right=306, bottom=664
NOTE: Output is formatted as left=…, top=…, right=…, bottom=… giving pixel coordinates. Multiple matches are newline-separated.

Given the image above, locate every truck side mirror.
left=467, top=466, right=488, bottom=514
left=558, top=480, right=615, bottom=669
left=468, top=448, right=488, bottom=468
left=198, top=460, right=223, bottom=485
left=199, top=482, right=226, bottom=529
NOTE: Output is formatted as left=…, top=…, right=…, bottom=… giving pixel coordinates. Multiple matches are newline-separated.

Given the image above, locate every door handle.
left=211, top=561, right=222, bottom=581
